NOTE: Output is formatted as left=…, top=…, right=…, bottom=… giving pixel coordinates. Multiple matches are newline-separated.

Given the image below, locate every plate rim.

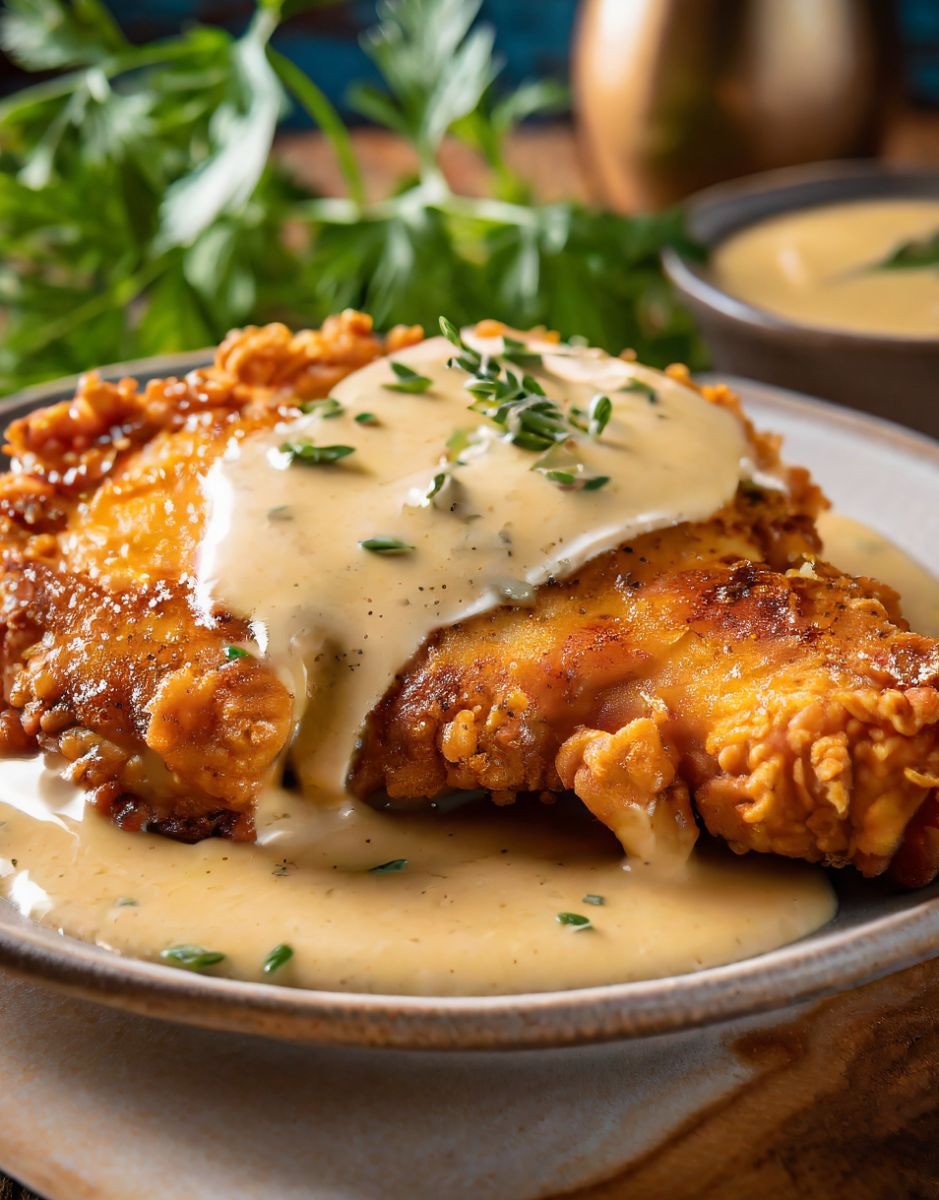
left=0, top=359, right=936, bottom=1050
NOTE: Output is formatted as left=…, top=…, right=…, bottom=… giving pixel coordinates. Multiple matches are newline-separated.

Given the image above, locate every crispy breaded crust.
left=0, top=313, right=937, bottom=884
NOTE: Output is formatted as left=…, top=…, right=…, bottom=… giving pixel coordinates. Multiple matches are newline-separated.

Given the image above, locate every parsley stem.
left=269, top=49, right=366, bottom=208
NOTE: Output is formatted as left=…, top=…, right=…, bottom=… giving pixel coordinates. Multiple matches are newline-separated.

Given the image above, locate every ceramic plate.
left=0, top=364, right=936, bottom=1049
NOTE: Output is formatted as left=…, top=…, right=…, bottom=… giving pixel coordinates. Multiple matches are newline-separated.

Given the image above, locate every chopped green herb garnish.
left=360, top=537, right=415, bottom=555
left=384, top=361, right=434, bottom=393
left=583, top=894, right=605, bottom=906
left=426, top=472, right=448, bottom=501
left=503, top=335, right=542, bottom=367
left=589, top=394, right=613, bottom=436
left=583, top=475, right=610, bottom=491
left=300, top=396, right=343, bottom=418
left=262, top=943, right=294, bottom=974
left=369, top=858, right=409, bottom=873
left=873, top=229, right=939, bottom=271
left=160, top=944, right=226, bottom=971
left=225, top=645, right=251, bottom=660
left=619, top=379, right=658, bottom=404
left=521, top=373, right=546, bottom=396
left=556, top=911, right=592, bottom=930
left=439, top=316, right=464, bottom=347
left=280, top=441, right=356, bottom=465
left=267, top=504, right=293, bottom=521
left=534, top=460, right=611, bottom=493
left=115, top=897, right=138, bottom=907
left=446, top=428, right=473, bottom=462
left=355, top=411, right=379, bottom=425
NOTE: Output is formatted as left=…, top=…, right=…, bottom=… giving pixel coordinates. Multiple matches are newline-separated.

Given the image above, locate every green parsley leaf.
left=0, top=0, right=705, bottom=397
left=582, top=894, right=605, bottom=906
left=224, top=645, right=251, bottom=660
left=384, top=361, right=434, bottom=393
left=359, top=537, right=415, bottom=555
left=280, top=441, right=356, bottom=465
left=262, top=943, right=294, bottom=975
left=556, top=911, right=592, bottom=930
left=368, top=858, right=409, bottom=873
left=355, top=411, right=379, bottom=425
left=160, top=944, right=226, bottom=971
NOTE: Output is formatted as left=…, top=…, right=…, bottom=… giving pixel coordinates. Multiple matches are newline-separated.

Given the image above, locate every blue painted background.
left=2, top=2, right=936, bottom=112
left=96, top=0, right=939, bottom=122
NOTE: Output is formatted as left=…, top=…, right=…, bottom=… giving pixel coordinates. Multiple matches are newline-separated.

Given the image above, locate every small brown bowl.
left=663, top=162, right=939, bottom=438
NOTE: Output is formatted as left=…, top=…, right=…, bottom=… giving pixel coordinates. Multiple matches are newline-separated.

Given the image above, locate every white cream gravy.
left=195, top=332, right=750, bottom=791
left=4, top=319, right=936, bottom=998
left=712, top=199, right=939, bottom=337
left=0, top=759, right=835, bottom=994
left=4, top=516, right=931, bottom=995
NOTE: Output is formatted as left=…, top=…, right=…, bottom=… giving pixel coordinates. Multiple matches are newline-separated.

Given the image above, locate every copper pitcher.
left=573, top=0, right=900, bottom=212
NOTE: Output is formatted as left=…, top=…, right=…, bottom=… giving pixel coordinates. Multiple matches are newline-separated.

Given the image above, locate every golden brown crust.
left=351, top=497, right=939, bottom=881
left=0, top=311, right=421, bottom=838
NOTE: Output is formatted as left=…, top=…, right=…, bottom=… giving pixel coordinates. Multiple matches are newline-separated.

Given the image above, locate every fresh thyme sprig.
left=440, top=315, right=614, bottom=490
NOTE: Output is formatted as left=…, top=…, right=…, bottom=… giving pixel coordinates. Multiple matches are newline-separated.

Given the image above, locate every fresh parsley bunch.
left=0, top=0, right=705, bottom=394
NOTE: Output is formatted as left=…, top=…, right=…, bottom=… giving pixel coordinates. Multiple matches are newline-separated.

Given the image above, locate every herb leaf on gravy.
left=300, top=397, right=344, bottom=418
left=360, top=537, right=415, bottom=556
left=582, top=894, right=605, bottom=906
left=556, top=911, right=592, bottom=930
left=160, top=944, right=226, bottom=971
left=369, top=858, right=409, bottom=873
left=619, top=379, right=659, bottom=404
left=588, top=394, right=612, bottom=437
left=262, top=943, right=294, bottom=975
left=873, top=229, right=939, bottom=272
left=384, top=362, right=434, bottom=394
left=280, top=441, right=356, bottom=466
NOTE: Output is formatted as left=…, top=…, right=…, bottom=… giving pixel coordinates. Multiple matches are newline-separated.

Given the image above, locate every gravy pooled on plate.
left=711, top=199, right=939, bottom=338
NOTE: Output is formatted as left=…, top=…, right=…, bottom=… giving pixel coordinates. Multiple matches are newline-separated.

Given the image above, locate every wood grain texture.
left=275, top=112, right=939, bottom=209
left=562, top=958, right=939, bottom=1200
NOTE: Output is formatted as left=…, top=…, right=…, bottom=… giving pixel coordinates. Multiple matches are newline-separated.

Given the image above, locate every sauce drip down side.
left=196, top=333, right=749, bottom=792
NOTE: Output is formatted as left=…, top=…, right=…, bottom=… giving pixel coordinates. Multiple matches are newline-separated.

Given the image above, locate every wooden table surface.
left=275, top=110, right=939, bottom=205
left=3, top=111, right=938, bottom=1200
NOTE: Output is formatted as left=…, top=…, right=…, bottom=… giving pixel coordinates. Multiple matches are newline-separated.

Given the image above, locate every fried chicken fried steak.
left=0, top=312, right=936, bottom=886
